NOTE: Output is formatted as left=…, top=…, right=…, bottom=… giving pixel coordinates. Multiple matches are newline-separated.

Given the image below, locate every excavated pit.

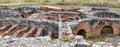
left=0, top=19, right=59, bottom=39
left=35, top=12, right=82, bottom=22
left=0, top=24, right=40, bottom=38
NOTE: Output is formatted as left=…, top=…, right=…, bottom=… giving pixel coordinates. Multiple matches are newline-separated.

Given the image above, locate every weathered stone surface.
left=75, top=35, right=84, bottom=40
left=71, top=18, right=120, bottom=38
left=92, top=44, right=101, bottom=47
left=91, top=7, right=109, bottom=11
left=0, top=19, right=59, bottom=38
left=34, top=12, right=80, bottom=22
left=83, top=2, right=116, bottom=7
left=93, top=11, right=120, bottom=18
left=0, top=10, right=22, bottom=19
left=13, top=6, right=38, bottom=17
left=75, top=41, right=90, bottom=47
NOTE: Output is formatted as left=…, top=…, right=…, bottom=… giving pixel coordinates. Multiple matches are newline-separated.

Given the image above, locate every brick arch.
left=95, top=21, right=119, bottom=36
left=72, top=22, right=91, bottom=38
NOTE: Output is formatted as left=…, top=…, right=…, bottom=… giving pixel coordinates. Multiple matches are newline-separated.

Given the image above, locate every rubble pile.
left=0, top=35, right=120, bottom=47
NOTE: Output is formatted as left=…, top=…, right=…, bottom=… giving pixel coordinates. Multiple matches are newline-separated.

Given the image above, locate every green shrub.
left=53, top=39, right=59, bottom=44
left=87, top=36, right=96, bottom=40
left=63, top=36, right=70, bottom=42
left=79, top=15, right=82, bottom=18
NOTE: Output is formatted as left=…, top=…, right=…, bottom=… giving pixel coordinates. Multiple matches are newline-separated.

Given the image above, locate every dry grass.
left=0, top=0, right=119, bottom=12
left=0, top=0, right=118, bottom=4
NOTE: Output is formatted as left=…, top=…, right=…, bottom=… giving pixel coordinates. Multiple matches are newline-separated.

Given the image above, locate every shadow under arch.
left=77, top=29, right=86, bottom=38
left=101, top=26, right=113, bottom=37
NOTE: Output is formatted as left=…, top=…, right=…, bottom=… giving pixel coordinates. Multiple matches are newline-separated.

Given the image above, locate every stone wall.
left=93, top=11, right=120, bottom=18
left=71, top=18, right=120, bottom=38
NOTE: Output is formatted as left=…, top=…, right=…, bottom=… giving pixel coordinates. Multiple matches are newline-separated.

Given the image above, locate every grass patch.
left=87, top=36, right=96, bottom=40
left=87, top=36, right=105, bottom=42
left=3, top=0, right=10, bottom=4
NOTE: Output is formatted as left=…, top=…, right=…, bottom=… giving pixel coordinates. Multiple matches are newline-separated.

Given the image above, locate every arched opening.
left=101, top=26, right=113, bottom=37
left=77, top=29, right=86, bottom=38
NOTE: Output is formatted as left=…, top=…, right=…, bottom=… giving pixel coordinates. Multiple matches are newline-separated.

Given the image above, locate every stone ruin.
left=30, top=11, right=81, bottom=22
left=0, top=5, right=120, bottom=47
left=93, top=11, right=120, bottom=18
left=0, top=6, right=39, bottom=19
left=12, top=6, right=38, bottom=18
left=0, top=19, right=58, bottom=39
left=91, top=7, right=109, bottom=11
left=0, top=6, right=120, bottom=39
left=0, top=10, right=22, bottom=19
